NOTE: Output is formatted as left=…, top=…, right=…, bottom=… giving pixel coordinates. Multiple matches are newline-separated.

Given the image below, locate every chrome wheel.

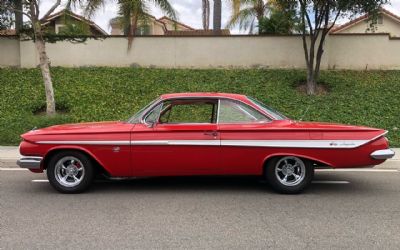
left=54, top=156, right=85, bottom=188
left=274, top=156, right=306, bottom=187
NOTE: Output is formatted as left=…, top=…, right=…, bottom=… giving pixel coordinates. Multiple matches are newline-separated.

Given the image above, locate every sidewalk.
left=0, top=146, right=22, bottom=168
left=1, top=146, right=399, bottom=169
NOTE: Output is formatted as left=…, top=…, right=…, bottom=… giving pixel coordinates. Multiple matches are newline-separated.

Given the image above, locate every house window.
left=136, top=25, right=151, bottom=35
left=377, top=15, right=383, bottom=24
left=55, top=24, right=66, bottom=34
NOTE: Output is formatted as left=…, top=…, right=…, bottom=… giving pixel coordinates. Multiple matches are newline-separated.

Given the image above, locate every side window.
left=218, top=100, right=270, bottom=123
left=159, top=100, right=217, bottom=124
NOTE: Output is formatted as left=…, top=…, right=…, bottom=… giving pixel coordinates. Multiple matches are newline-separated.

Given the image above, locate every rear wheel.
left=265, top=156, right=314, bottom=194
left=46, top=151, right=94, bottom=193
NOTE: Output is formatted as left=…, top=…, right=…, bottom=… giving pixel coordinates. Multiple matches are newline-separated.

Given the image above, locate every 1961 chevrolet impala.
left=18, top=92, right=395, bottom=194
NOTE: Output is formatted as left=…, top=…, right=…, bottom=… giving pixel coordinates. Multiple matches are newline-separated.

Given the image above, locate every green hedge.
left=0, top=67, right=399, bottom=146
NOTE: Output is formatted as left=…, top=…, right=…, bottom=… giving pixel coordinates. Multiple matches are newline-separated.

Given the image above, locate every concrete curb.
left=1, top=147, right=399, bottom=169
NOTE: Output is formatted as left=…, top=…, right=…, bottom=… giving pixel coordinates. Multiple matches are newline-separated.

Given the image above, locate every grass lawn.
left=0, top=67, right=399, bottom=146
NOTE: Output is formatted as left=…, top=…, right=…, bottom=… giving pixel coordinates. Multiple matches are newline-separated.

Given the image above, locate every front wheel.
left=46, top=151, right=94, bottom=193
left=265, top=156, right=314, bottom=194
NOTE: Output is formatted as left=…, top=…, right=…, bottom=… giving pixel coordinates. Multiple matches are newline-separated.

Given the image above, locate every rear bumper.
left=370, top=149, right=395, bottom=160
left=17, top=156, right=43, bottom=169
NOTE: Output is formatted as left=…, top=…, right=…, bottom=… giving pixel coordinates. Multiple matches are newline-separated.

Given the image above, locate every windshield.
left=127, top=98, right=160, bottom=123
left=247, top=96, right=287, bottom=120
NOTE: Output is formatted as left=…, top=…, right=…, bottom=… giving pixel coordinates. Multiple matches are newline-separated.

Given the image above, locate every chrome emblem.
left=112, top=146, right=120, bottom=152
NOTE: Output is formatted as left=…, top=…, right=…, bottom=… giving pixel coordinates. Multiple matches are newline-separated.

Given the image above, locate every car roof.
left=160, top=92, right=248, bottom=101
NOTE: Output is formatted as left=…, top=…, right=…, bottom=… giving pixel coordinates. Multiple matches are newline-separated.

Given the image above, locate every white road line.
left=31, top=179, right=49, bottom=183
left=312, top=181, right=350, bottom=184
left=0, top=168, right=27, bottom=171
left=316, top=169, right=399, bottom=172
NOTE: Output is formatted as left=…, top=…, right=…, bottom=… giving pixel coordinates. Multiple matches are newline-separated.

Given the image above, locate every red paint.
left=19, top=93, right=391, bottom=177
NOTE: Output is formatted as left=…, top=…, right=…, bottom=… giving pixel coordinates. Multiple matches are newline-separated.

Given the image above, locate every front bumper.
left=16, top=156, right=43, bottom=169
left=370, top=149, right=395, bottom=160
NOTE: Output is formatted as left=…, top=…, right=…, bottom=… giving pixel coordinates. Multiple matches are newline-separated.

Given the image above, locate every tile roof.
left=157, top=16, right=195, bottom=30
left=41, top=9, right=108, bottom=35
left=331, top=8, right=400, bottom=33
left=165, top=29, right=231, bottom=36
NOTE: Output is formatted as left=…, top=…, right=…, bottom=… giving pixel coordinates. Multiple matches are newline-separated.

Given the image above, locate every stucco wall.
left=18, top=36, right=317, bottom=69
left=329, top=34, right=400, bottom=70
left=0, top=37, right=20, bottom=67
left=2, top=34, right=400, bottom=70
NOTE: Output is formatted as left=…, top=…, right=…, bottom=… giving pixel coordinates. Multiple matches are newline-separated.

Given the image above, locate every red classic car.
left=18, top=92, right=394, bottom=194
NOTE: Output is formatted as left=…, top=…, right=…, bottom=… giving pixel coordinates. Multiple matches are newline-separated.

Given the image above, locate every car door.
left=217, top=99, right=273, bottom=175
left=131, top=98, right=222, bottom=176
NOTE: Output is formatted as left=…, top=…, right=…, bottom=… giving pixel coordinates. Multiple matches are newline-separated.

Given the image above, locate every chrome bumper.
left=370, top=149, right=395, bottom=160
left=17, top=156, right=43, bottom=169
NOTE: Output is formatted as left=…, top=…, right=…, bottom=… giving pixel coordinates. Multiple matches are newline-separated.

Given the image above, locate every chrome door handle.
left=204, top=131, right=218, bottom=137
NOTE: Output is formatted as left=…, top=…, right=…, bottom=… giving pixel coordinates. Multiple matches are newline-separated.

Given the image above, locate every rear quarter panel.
left=219, top=123, right=388, bottom=174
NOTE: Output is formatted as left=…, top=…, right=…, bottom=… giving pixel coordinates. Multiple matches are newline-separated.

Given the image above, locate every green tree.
left=83, top=0, right=177, bottom=46
left=0, top=0, right=67, bottom=115
left=288, top=0, right=388, bottom=95
left=226, top=0, right=269, bottom=34
left=0, top=0, right=15, bottom=30
left=258, top=0, right=300, bottom=34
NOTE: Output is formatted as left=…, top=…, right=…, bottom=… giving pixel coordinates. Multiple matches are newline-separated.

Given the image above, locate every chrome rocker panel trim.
left=370, top=149, right=395, bottom=160
left=17, top=156, right=43, bottom=169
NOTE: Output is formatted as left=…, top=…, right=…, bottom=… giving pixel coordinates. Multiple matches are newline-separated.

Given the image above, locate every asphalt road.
left=1, top=168, right=400, bottom=249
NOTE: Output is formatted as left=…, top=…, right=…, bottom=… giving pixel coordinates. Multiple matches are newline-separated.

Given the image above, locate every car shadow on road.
left=83, top=173, right=372, bottom=195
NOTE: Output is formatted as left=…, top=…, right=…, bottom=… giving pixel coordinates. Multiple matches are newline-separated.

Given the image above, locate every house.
left=331, top=8, right=400, bottom=37
left=40, top=9, right=108, bottom=36
left=110, top=14, right=195, bottom=35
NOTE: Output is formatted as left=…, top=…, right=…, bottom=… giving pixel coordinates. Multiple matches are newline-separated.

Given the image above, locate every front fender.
left=42, top=145, right=108, bottom=172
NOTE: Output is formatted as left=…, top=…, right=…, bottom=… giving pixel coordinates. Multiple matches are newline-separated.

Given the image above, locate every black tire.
left=46, top=151, right=94, bottom=193
left=265, top=156, right=314, bottom=194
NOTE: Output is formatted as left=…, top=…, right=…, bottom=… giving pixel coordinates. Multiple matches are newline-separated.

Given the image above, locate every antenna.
left=298, top=105, right=311, bottom=122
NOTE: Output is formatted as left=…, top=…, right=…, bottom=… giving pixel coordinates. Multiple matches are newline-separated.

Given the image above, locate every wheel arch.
left=42, top=146, right=110, bottom=175
left=262, top=153, right=333, bottom=174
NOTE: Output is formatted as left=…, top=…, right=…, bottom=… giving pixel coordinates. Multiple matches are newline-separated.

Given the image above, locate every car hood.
left=21, top=121, right=134, bottom=141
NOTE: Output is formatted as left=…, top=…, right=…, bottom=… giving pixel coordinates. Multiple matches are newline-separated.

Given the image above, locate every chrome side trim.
left=132, top=140, right=220, bottom=146
left=36, top=139, right=371, bottom=148
left=371, top=149, right=395, bottom=160
left=221, top=140, right=369, bottom=148
left=132, top=140, right=169, bottom=145
left=17, top=156, right=43, bottom=169
left=37, top=141, right=131, bottom=145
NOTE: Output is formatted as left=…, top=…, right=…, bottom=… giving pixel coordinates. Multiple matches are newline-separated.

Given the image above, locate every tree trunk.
left=14, top=0, right=23, bottom=34
left=305, top=35, right=317, bottom=95
left=35, top=38, right=56, bottom=115
left=127, top=14, right=138, bottom=50
left=213, top=0, right=221, bottom=34
left=306, top=70, right=316, bottom=95
left=202, top=0, right=210, bottom=30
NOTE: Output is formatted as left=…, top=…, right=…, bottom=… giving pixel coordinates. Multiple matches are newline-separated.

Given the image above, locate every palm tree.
left=202, top=0, right=210, bottom=30
left=226, top=0, right=269, bottom=34
left=83, top=0, right=177, bottom=46
left=213, top=0, right=222, bottom=33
